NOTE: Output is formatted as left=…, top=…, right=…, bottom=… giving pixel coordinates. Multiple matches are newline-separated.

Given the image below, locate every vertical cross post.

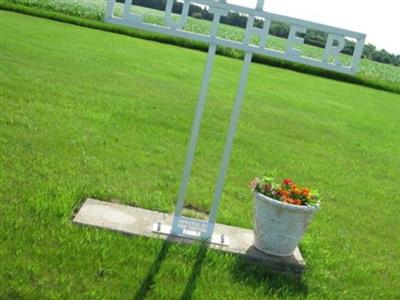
left=206, top=51, right=252, bottom=234
left=171, top=3, right=228, bottom=236
left=171, top=44, right=217, bottom=235
left=206, top=0, right=264, bottom=235
left=171, top=0, right=263, bottom=241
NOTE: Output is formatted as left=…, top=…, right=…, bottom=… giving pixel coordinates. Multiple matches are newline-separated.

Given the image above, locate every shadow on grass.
left=133, top=239, right=208, bottom=300
left=180, top=243, right=208, bottom=300
left=231, top=256, right=308, bottom=298
left=133, top=238, right=307, bottom=299
left=133, top=240, right=172, bottom=300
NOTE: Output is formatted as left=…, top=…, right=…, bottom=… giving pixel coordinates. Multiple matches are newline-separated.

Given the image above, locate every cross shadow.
left=132, top=239, right=208, bottom=300
left=180, top=242, right=208, bottom=300
left=133, top=238, right=306, bottom=299
left=231, top=254, right=308, bottom=298
left=133, top=240, right=172, bottom=300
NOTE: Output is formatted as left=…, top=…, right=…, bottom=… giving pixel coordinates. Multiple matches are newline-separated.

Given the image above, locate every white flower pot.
left=253, top=192, right=320, bottom=257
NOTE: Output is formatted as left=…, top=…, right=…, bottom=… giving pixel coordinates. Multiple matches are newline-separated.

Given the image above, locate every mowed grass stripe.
left=0, top=11, right=399, bottom=299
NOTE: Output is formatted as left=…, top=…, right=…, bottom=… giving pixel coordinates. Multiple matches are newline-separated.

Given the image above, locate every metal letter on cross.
left=105, top=0, right=366, bottom=246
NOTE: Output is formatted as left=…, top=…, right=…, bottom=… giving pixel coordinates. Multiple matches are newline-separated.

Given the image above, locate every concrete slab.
left=73, top=198, right=305, bottom=274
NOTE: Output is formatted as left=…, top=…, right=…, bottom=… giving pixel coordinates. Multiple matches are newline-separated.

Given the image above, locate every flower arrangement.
left=250, top=176, right=320, bottom=206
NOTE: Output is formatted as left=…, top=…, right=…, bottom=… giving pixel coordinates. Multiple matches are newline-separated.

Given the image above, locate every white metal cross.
left=105, top=0, right=366, bottom=245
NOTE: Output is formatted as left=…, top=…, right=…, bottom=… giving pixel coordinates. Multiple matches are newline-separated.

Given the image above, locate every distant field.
left=1, top=11, right=400, bottom=299
left=4, top=0, right=400, bottom=86
left=131, top=5, right=400, bottom=85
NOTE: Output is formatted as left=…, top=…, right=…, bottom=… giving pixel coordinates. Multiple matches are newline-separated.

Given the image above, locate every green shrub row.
left=1, top=0, right=399, bottom=94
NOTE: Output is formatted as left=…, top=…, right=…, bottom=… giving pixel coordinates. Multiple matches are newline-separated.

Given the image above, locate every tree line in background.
left=125, top=0, right=400, bottom=67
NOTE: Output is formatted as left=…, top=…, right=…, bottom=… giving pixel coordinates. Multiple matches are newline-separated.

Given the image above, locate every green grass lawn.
left=1, top=11, right=400, bottom=299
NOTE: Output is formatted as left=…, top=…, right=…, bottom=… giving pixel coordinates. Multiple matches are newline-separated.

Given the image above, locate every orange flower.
left=292, top=188, right=301, bottom=195
left=250, top=176, right=320, bottom=206
left=301, top=188, right=310, bottom=196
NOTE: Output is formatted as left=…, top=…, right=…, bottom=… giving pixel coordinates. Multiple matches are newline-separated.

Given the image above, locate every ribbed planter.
left=253, top=192, right=320, bottom=257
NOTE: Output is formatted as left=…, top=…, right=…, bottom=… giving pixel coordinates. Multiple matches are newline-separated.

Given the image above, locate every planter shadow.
left=231, top=254, right=308, bottom=298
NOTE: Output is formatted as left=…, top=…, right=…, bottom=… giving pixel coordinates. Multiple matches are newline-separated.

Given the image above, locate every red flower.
left=291, top=199, right=302, bottom=206
left=283, top=178, right=293, bottom=186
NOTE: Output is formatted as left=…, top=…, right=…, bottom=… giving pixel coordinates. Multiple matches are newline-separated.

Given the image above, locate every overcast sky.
left=227, top=0, right=400, bottom=54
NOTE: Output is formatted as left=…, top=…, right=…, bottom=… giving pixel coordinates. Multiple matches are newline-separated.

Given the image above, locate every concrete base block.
left=73, top=198, right=305, bottom=274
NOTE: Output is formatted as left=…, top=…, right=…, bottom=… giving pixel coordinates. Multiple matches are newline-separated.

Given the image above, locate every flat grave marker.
left=74, top=198, right=306, bottom=274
